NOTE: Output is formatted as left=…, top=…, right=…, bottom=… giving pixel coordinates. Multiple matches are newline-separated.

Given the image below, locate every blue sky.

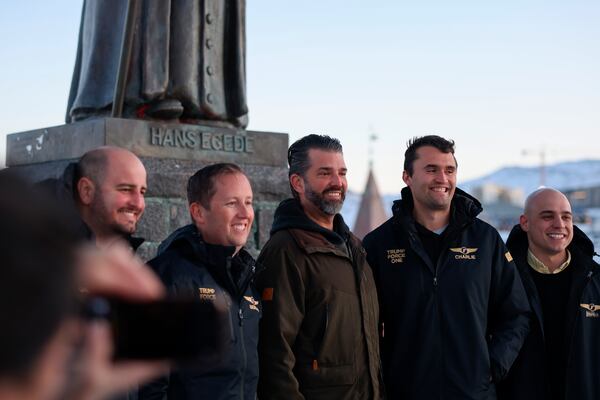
left=1, top=1, right=599, bottom=193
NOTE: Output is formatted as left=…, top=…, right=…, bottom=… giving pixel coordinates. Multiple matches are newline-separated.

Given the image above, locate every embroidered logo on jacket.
left=199, top=287, right=216, bottom=301
left=580, top=303, right=600, bottom=318
left=244, top=296, right=260, bottom=312
left=386, top=249, right=406, bottom=264
left=449, top=247, right=478, bottom=260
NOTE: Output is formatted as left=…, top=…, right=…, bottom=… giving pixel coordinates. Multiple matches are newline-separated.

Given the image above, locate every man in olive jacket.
left=256, top=135, right=382, bottom=400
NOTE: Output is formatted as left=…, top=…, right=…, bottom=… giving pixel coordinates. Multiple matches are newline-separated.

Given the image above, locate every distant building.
left=471, top=183, right=524, bottom=231
left=562, top=186, right=600, bottom=242
left=470, top=183, right=524, bottom=207
left=353, top=169, right=388, bottom=239
left=563, top=185, right=600, bottom=211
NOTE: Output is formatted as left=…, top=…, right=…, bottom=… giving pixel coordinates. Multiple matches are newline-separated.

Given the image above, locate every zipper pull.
left=433, top=276, right=438, bottom=288
left=238, top=308, right=244, bottom=326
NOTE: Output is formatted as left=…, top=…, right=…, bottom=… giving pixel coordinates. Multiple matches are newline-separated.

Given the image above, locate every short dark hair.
left=287, top=134, right=343, bottom=198
left=404, top=135, right=456, bottom=176
left=0, top=172, right=78, bottom=380
left=187, top=163, right=245, bottom=208
left=75, top=148, right=109, bottom=186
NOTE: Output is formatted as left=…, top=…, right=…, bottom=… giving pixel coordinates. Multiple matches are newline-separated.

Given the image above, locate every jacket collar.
left=157, top=224, right=256, bottom=296
left=271, top=198, right=351, bottom=246
left=391, top=186, right=482, bottom=236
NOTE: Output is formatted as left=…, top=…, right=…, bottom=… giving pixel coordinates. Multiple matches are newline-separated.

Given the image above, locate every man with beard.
left=363, top=135, right=530, bottom=399
left=75, top=147, right=147, bottom=250
left=40, top=146, right=147, bottom=251
left=256, top=134, right=383, bottom=400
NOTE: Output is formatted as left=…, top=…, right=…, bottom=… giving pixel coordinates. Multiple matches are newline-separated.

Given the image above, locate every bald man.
left=498, top=188, right=600, bottom=400
left=75, top=147, right=147, bottom=249
left=39, top=146, right=147, bottom=251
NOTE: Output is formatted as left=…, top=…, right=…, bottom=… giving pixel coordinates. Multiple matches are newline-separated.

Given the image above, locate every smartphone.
left=83, top=296, right=229, bottom=365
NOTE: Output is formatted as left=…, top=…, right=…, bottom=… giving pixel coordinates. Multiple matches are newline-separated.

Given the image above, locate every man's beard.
left=305, top=183, right=345, bottom=216
left=91, top=198, right=137, bottom=237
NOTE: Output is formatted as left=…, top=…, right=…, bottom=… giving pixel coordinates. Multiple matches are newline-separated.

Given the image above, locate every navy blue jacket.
left=497, top=224, right=600, bottom=400
left=139, top=225, right=261, bottom=400
left=363, top=187, right=530, bottom=400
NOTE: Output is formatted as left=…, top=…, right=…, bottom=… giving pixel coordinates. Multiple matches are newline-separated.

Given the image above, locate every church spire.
left=353, top=132, right=388, bottom=239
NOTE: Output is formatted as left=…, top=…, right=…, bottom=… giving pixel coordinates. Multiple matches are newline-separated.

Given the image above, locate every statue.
left=66, top=0, right=248, bottom=128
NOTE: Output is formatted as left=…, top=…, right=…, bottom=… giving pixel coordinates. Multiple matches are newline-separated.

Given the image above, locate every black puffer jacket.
left=363, top=187, right=530, bottom=400
left=497, top=224, right=600, bottom=400
left=139, top=224, right=260, bottom=400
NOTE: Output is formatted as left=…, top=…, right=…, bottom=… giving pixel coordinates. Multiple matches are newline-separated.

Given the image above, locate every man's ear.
left=190, top=202, right=206, bottom=225
left=519, top=214, right=529, bottom=232
left=402, top=170, right=411, bottom=186
left=290, top=174, right=304, bottom=195
left=77, top=177, right=95, bottom=205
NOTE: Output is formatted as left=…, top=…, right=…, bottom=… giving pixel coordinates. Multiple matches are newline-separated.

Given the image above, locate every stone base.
left=6, top=118, right=290, bottom=260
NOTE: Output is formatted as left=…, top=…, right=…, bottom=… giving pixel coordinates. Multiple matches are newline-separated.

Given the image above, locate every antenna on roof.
left=368, top=124, right=378, bottom=169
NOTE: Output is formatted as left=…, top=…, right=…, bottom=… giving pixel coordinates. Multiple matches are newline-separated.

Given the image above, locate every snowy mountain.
left=459, top=159, right=600, bottom=195
left=341, top=159, right=600, bottom=229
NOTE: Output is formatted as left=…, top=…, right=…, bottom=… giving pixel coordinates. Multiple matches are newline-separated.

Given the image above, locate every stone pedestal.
left=6, top=118, right=289, bottom=260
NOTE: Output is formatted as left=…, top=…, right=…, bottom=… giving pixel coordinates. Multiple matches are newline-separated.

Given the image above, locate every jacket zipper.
left=236, top=262, right=255, bottom=400
left=229, top=256, right=255, bottom=400
left=238, top=305, right=246, bottom=399
left=564, top=269, right=593, bottom=393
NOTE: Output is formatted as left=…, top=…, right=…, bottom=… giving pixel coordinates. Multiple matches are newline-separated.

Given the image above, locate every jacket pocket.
left=317, top=289, right=362, bottom=366
left=295, top=364, right=355, bottom=388
left=315, top=303, right=329, bottom=357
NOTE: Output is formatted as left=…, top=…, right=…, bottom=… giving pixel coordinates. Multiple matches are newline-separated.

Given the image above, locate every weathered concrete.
left=7, top=118, right=287, bottom=168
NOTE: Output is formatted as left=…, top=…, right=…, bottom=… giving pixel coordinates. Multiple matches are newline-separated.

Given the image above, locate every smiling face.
left=520, top=189, right=573, bottom=260
left=292, top=149, right=347, bottom=225
left=192, top=172, right=254, bottom=253
left=82, top=150, right=147, bottom=240
left=403, top=145, right=457, bottom=214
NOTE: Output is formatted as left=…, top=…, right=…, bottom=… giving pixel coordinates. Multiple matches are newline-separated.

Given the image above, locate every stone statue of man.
left=66, top=0, right=248, bottom=128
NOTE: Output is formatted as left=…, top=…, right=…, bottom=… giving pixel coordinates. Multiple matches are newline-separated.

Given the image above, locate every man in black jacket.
left=497, top=188, right=600, bottom=400
left=363, top=135, right=530, bottom=400
left=139, top=163, right=260, bottom=400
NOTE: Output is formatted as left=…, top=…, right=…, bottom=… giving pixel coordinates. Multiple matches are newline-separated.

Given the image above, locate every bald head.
left=524, top=188, right=570, bottom=216
left=520, top=187, right=573, bottom=266
left=76, top=147, right=147, bottom=246
left=77, top=147, right=142, bottom=185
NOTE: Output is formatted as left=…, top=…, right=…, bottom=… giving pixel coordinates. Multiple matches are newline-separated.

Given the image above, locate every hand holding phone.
left=84, top=296, right=229, bottom=365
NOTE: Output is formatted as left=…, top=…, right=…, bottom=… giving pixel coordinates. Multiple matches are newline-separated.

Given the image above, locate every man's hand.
left=68, top=243, right=169, bottom=400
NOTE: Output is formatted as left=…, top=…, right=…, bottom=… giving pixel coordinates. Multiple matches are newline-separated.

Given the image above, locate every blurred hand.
left=77, top=242, right=165, bottom=301
left=67, top=242, right=169, bottom=400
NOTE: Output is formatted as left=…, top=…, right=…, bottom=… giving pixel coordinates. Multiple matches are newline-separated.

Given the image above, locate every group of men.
left=1, top=133, right=599, bottom=400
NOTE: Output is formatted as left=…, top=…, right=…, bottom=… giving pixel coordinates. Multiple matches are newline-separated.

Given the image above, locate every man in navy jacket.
left=363, top=135, right=530, bottom=399
left=498, top=188, right=600, bottom=400
left=139, top=163, right=260, bottom=400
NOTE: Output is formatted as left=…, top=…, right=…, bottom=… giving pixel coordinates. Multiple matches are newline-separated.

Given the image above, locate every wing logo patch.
left=449, top=247, right=478, bottom=260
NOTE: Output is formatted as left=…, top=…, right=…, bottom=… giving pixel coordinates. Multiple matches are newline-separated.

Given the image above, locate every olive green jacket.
left=256, top=199, right=383, bottom=400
